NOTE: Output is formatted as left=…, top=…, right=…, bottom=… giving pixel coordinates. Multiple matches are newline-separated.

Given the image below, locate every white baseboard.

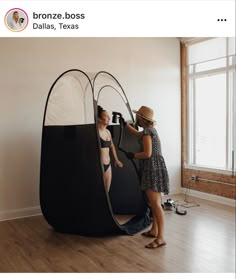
left=179, top=188, right=236, bottom=207
left=168, top=188, right=182, bottom=195
left=0, top=206, right=42, bottom=222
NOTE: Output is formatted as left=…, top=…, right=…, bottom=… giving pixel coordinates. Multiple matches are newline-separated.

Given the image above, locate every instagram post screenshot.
left=0, top=0, right=235, bottom=278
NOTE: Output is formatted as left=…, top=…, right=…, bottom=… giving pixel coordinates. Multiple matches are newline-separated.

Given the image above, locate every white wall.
left=0, top=38, right=181, bottom=220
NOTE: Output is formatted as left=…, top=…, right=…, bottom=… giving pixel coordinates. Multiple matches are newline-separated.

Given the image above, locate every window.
left=187, top=38, right=236, bottom=172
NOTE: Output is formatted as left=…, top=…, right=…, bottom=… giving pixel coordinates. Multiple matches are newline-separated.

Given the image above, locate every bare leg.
left=104, top=166, right=112, bottom=192
left=145, top=189, right=166, bottom=248
left=150, top=213, right=158, bottom=236
left=142, top=214, right=158, bottom=237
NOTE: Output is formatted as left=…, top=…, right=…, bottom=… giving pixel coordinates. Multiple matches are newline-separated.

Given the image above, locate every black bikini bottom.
left=104, top=163, right=111, bottom=172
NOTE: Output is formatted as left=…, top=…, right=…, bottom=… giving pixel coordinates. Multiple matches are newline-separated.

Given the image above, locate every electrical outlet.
left=191, top=175, right=197, bottom=181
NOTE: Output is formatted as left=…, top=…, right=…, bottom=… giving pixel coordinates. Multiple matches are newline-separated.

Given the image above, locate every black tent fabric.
left=40, top=69, right=152, bottom=236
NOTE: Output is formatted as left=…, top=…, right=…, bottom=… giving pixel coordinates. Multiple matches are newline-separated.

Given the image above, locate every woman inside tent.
left=97, top=105, right=123, bottom=192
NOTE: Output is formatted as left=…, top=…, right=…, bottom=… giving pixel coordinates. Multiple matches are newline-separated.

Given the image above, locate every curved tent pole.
left=94, top=73, right=150, bottom=208
left=93, top=71, right=135, bottom=123
left=91, top=79, right=124, bottom=227
left=97, top=85, right=128, bottom=105
left=93, top=71, right=147, bottom=214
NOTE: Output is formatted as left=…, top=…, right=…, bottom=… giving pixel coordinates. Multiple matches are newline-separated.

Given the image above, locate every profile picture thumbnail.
left=5, top=8, right=28, bottom=32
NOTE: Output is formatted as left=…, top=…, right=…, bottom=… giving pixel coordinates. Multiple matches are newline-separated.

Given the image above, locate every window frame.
left=185, top=38, right=236, bottom=174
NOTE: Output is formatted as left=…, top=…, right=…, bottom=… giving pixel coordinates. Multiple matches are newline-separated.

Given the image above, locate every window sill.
left=184, top=164, right=235, bottom=176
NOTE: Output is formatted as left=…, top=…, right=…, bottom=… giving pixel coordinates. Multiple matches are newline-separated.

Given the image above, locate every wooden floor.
left=0, top=194, right=235, bottom=272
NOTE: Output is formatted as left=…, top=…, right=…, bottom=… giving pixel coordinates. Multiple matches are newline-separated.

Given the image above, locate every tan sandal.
left=145, top=239, right=166, bottom=249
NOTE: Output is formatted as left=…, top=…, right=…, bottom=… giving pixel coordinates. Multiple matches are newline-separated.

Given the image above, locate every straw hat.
left=132, top=106, right=156, bottom=123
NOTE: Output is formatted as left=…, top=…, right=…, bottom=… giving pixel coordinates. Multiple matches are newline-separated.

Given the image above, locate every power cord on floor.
left=161, top=179, right=200, bottom=216
left=181, top=178, right=200, bottom=208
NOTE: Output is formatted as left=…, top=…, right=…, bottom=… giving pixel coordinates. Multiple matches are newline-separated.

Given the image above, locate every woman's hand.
left=115, top=160, right=123, bottom=168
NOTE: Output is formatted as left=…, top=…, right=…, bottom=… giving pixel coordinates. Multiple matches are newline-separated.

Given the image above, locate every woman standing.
left=97, top=105, right=123, bottom=192
left=124, top=106, right=169, bottom=249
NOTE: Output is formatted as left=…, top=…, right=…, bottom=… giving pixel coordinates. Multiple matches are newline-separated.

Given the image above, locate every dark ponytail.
left=97, top=105, right=105, bottom=118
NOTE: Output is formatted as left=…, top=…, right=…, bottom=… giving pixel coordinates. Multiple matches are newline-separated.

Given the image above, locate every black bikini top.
left=100, top=137, right=111, bottom=148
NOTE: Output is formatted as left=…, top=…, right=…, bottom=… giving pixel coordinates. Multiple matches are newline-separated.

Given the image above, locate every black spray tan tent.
left=40, top=69, right=151, bottom=236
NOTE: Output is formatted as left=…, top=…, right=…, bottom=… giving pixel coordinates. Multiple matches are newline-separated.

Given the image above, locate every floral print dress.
left=140, top=127, right=169, bottom=195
